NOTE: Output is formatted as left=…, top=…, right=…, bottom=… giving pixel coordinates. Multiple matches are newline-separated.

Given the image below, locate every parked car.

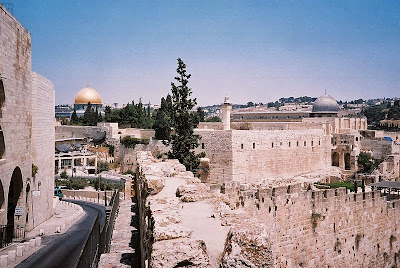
left=54, top=188, right=63, bottom=200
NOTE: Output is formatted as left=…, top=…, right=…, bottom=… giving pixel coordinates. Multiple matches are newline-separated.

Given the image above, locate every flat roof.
left=370, top=181, right=400, bottom=190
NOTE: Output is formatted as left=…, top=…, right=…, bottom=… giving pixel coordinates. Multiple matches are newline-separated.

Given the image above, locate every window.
left=272, top=142, right=274, bottom=148
left=355, top=137, right=358, bottom=141
left=289, top=142, right=291, bottom=147
left=0, top=126, right=4, bottom=159
left=304, top=141, right=306, bottom=146
left=319, top=140, right=321, bottom=145
left=241, top=144, right=244, bottom=149
left=297, top=141, right=299, bottom=147
left=0, top=79, right=5, bottom=118
left=201, top=143, right=205, bottom=149
left=311, top=141, right=314, bottom=146
left=253, top=143, right=255, bottom=149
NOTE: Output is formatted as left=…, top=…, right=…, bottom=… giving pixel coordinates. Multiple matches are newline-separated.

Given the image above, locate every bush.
left=120, top=136, right=149, bottom=148
left=60, top=170, right=68, bottom=180
left=123, top=170, right=135, bottom=176
left=56, top=177, right=89, bottom=190
left=315, top=181, right=356, bottom=192
left=89, top=178, right=124, bottom=191
left=97, top=160, right=110, bottom=173
left=102, top=143, right=115, bottom=156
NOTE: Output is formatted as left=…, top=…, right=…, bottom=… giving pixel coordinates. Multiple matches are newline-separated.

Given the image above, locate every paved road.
left=16, top=201, right=105, bottom=268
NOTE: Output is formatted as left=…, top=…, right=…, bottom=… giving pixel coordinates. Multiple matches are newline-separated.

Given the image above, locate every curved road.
left=16, top=201, right=105, bottom=268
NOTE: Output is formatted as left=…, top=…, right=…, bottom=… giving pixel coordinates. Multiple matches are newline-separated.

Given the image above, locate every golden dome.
left=74, top=87, right=102, bottom=105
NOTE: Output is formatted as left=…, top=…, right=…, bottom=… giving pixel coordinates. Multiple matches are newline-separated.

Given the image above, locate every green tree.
left=357, top=152, right=379, bottom=173
left=153, top=97, right=172, bottom=140
left=167, top=58, right=205, bottom=172
left=205, top=116, right=221, bottom=122
left=70, top=109, right=79, bottom=125
left=82, top=102, right=98, bottom=126
left=104, top=105, right=112, bottom=122
left=60, top=170, right=68, bottom=180
left=196, top=107, right=205, bottom=123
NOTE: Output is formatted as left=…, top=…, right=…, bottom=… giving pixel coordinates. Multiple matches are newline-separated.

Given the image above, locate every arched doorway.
left=7, top=167, right=23, bottom=227
left=344, top=153, right=351, bottom=170
left=332, top=152, right=339, bottom=167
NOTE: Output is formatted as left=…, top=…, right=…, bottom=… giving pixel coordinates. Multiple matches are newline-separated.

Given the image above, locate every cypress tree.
left=167, top=58, right=204, bottom=172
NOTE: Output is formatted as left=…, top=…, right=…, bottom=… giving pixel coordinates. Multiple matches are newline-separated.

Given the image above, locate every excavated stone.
left=220, top=226, right=273, bottom=268
left=176, top=184, right=212, bottom=202
left=150, top=238, right=210, bottom=268
left=146, top=175, right=165, bottom=195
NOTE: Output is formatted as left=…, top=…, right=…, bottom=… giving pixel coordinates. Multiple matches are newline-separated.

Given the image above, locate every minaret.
left=222, top=96, right=232, bottom=130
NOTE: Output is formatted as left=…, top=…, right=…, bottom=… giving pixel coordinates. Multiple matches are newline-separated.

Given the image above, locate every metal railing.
left=0, top=225, right=25, bottom=249
left=75, top=190, right=119, bottom=268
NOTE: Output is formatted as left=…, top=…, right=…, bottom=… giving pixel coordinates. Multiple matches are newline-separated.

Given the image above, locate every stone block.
left=0, top=255, right=7, bottom=268
left=35, top=237, right=42, bottom=246
left=29, top=239, right=36, bottom=248
left=7, top=250, right=16, bottom=262
left=16, top=246, right=23, bottom=257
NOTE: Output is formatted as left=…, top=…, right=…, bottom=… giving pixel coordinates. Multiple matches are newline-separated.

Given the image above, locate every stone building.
left=0, top=4, right=55, bottom=232
left=196, top=94, right=368, bottom=184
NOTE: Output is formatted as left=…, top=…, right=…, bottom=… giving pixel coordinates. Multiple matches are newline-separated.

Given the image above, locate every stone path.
left=98, top=197, right=140, bottom=268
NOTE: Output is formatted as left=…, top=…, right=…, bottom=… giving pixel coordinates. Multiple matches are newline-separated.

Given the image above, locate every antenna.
left=1, top=3, right=14, bottom=15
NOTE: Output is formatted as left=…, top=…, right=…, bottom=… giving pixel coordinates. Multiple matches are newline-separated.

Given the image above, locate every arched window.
left=0, top=78, right=6, bottom=118
left=0, top=79, right=5, bottom=112
left=332, top=152, right=339, bottom=167
left=0, top=126, right=5, bottom=159
left=344, top=153, right=351, bottom=170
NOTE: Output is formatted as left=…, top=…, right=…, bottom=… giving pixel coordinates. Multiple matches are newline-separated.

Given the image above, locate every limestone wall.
left=119, top=140, right=169, bottom=173
left=223, top=182, right=400, bottom=267
left=231, top=129, right=330, bottom=182
left=55, top=125, right=103, bottom=140
left=0, top=5, right=33, bottom=226
left=196, top=129, right=330, bottom=184
left=360, top=139, right=394, bottom=159
left=31, top=72, right=55, bottom=230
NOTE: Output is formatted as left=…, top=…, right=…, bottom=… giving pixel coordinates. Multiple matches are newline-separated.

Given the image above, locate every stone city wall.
left=223, top=182, right=400, bottom=267
left=196, top=129, right=330, bottom=184
left=30, top=72, right=55, bottom=229
left=0, top=5, right=33, bottom=226
left=55, top=125, right=103, bottom=140
left=360, top=139, right=395, bottom=159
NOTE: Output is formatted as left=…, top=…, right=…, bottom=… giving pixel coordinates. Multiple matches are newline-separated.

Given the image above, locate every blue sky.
left=6, top=0, right=400, bottom=105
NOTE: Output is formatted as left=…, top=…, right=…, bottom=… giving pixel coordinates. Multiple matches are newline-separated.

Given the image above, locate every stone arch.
left=344, top=153, right=351, bottom=170
left=0, top=126, right=4, bottom=159
left=332, top=152, right=339, bottom=167
left=7, top=167, right=23, bottom=226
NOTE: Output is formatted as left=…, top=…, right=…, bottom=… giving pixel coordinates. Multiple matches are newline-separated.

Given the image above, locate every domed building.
left=74, top=87, right=103, bottom=116
left=311, top=94, right=339, bottom=117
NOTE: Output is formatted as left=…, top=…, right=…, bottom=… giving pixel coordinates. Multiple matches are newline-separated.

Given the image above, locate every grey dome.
left=312, top=94, right=339, bottom=113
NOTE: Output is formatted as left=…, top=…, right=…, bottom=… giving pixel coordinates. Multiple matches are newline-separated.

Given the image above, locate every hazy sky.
left=7, top=0, right=400, bottom=106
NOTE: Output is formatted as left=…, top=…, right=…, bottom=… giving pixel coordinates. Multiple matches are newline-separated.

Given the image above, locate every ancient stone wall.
left=360, top=139, right=394, bottom=159
left=0, top=5, right=33, bottom=226
left=196, top=129, right=330, bottom=184
left=119, top=140, right=169, bottom=173
left=55, top=125, right=103, bottom=140
left=223, top=182, right=400, bottom=267
left=30, top=72, right=55, bottom=230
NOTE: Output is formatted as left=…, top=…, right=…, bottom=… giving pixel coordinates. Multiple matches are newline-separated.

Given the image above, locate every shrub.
left=120, top=136, right=149, bottom=148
